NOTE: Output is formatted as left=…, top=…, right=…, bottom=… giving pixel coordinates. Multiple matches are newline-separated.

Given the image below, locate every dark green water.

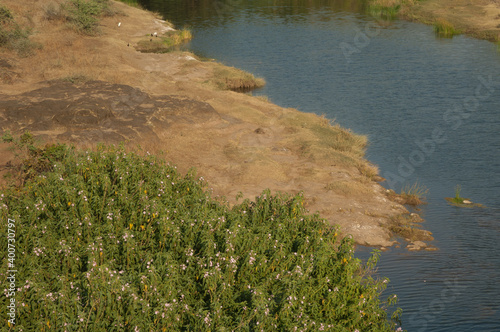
left=135, top=1, right=500, bottom=331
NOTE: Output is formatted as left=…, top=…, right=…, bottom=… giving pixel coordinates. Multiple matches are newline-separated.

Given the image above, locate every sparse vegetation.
left=385, top=182, right=428, bottom=206
left=116, top=0, right=142, bottom=8
left=0, top=136, right=403, bottom=331
left=400, top=182, right=428, bottom=206
left=389, top=213, right=433, bottom=242
left=445, top=185, right=485, bottom=208
left=366, top=0, right=419, bottom=20
left=434, top=18, right=461, bottom=38
left=452, top=184, right=464, bottom=204
left=208, top=63, right=266, bottom=91
left=44, top=2, right=65, bottom=21
left=62, top=74, right=92, bottom=84
left=367, top=0, right=401, bottom=20
left=0, top=4, right=40, bottom=57
left=254, top=95, right=270, bottom=103
left=325, top=180, right=372, bottom=197
left=63, top=0, right=111, bottom=35
left=135, top=29, right=193, bottom=53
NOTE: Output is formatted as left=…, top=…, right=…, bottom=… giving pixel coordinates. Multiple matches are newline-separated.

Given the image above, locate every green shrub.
left=0, top=5, right=13, bottom=23
left=0, top=141, right=402, bottom=331
left=63, top=0, right=110, bottom=35
left=0, top=5, right=40, bottom=57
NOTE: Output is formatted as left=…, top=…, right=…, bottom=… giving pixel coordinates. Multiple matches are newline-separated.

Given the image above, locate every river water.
left=137, top=1, right=500, bottom=330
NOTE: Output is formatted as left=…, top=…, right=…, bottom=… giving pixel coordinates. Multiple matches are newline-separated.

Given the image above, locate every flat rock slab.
left=0, top=80, right=219, bottom=144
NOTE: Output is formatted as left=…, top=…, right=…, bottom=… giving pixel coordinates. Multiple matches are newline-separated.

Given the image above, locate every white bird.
left=118, top=22, right=121, bottom=27
left=153, top=32, right=158, bottom=37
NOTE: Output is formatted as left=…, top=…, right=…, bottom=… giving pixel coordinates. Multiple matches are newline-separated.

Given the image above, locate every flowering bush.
left=0, top=142, right=402, bottom=331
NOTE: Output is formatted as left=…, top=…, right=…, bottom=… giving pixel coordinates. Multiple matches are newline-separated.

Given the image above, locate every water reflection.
left=136, top=0, right=370, bottom=27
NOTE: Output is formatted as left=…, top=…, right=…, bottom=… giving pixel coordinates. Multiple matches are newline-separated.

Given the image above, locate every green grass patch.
left=434, top=18, right=461, bottom=38
left=63, top=0, right=111, bottom=35
left=0, top=134, right=403, bottom=331
left=0, top=4, right=41, bottom=57
left=367, top=4, right=400, bottom=20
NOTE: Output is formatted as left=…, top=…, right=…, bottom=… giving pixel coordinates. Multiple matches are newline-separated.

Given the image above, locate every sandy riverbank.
left=0, top=0, right=434, bottom=249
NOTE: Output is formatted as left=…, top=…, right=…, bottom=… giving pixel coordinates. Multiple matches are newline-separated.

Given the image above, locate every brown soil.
left=402, top=0, right=500, bottom=41
left=0, top=0, right=432, bottom=248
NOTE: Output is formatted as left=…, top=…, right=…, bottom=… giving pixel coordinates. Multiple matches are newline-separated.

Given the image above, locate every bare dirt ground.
left=0, top=0, right=436, bottom=249
left=404, top=0, right=500, bottom=41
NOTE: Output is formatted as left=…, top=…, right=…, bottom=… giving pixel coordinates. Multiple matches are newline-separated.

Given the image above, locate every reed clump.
left=400, top=182, right=428, bottom=206
left=386, top=182, right=428, bottom=206
left=0, top=134, right=403, bottom=331
left=434, top=18, right=460, bottom=38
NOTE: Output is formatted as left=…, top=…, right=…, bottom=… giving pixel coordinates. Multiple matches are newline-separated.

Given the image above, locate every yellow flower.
left=144, top=190, right=147, bottom=194
left=47, top=320, right=50, bottom=328
left=140, top=225, right=145, bottom=231
left=343, top=258, right=348, bottom=264
left=100, top=252, right=103, bottom=256
left=360, top=294, right=364, bottom=298
left=68, top=202, right=71, bottom=206
left=129, top=223, right=133, bottom=230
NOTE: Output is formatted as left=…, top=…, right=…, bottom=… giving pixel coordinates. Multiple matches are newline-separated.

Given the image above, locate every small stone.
left=413, top=240, right=427, bottom=248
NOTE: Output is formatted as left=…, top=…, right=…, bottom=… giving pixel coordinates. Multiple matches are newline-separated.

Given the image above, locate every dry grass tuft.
left=400, top=182, right=428, bottom=206
left=389, top=213, right=434, bottom=242
left=135, top=29, right=192, bottom=53
left=325, top=180, right=372, bottom=197
left=208, top=63, right=265, bottom=91
left=278, top=111, right=376, bottom=180
left=386, top=182, right=428, bottom=206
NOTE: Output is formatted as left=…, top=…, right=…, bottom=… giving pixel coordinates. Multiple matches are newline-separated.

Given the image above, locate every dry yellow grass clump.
left=209, top=63, right=266, bottom=91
